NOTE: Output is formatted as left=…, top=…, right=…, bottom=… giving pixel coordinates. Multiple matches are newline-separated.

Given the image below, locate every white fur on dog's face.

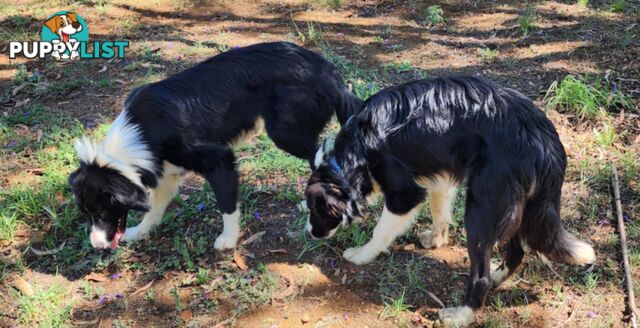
left=89, top=225, right=110, bottom=249
left=314, top=138, right=334, bottom=168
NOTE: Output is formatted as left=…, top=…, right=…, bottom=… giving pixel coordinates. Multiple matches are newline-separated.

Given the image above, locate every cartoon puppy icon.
left=44, top=12, right=83, bottom=60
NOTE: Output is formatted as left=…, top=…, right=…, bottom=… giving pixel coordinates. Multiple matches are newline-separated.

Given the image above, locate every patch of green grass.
left=322, top=0, right=341, bottom=10
left=0, top=213, right=19, bottom=243
left=544, top=75, right=634, bottom=120
left=484, top=313, right=508, bottom=328
left=592, top=119, right=618, bottom=148
left=577, top=0, right=589, bottom=8
left=379, top=289, right=412, bottom=320
left=292, top=20, right=323, bottom=45
left=582, top=271, right=599, bottom=291
left=80, top=281, right=104, bottom=301
left=610, top=0, right=626, bottom=12
left=237, top=135, right=309, bottom=180
left=216, top=262, right=279, bottom=316
left=17, top=284, right=72, bottom=327
left=478, top=47, right=499, bottom=61
left=518, top=4, right=536, bottom=37
left=374, top=35, right=384, bottom=44
left=383, top=60, right=413, bottom=73
left=48, top=80, right=83, bottom=95
left=321, top=46, right=380, bottom=99
left=424, top=5, right=445, bottom=26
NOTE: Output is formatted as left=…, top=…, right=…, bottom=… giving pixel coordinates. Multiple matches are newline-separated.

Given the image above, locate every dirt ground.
left=1, top=0, right=639, bottom=327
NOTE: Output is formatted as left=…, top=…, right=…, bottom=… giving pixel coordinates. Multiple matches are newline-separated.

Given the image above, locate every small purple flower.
left=22, top=111, right=30, bottom=117
left=623, top=214, right=631, bottom=223
left=196, top=203, right=206, bottom=212
left=84, top=120, right=96, bottom=129
left=6, top=141, right=16, bottom=149
left=298, top=177, right=306, bottom=186
left=586, top=311, right=598, bottom=318
left=109, top=273, right=122, bottom=280
left=254, top=211, right=262, bottom=220
left=176, top=209, right=184, bottom=217
left=114, top=293, right=124, bottom=299
left=597, top=219, right=609, bottom=226
left=329, top=258, right=335, bottom=270
left=98, top=295, right=109, bottom=305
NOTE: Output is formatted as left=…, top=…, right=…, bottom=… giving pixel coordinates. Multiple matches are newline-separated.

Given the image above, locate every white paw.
left=343, top=246, right=378, bottom=265
left=419, top=229, right=448, bottom=249
left=490, top=262, right=509, bottom=285
left=121, top=226, right=148, bottom=242
left=438, top=306, right=474, bottom=327
left=214, top=233, right=238, bottom=251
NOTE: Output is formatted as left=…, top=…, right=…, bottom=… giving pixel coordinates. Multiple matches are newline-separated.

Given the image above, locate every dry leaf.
left=427, top=291, right=445, bottom=308
left=11, top=83, right=30, bottom=96
left=30, top=241, right=66, bottom=256
left=13, top=276, right=34, bottom=296
left=403, top=243, right=416, bottom=251
left=274, top=273, right=295, bottom=299
left=74, top=318, right=100, bottom=326
left=180, top=309, right=193, bottom=322
left=266, top=248, right=288, bottom=254
left=242, top=231, right=265, bottom=245
left=233, top=251, right=248, bottom=271
left=85, top=272, right=108, bottom=282
left=13, top=98, right=31, bottom=107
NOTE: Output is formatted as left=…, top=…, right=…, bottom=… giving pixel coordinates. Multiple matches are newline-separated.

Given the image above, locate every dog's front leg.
left=122, top=173, right=182, bottom=243
left=343, top=205, right=417, bottom=265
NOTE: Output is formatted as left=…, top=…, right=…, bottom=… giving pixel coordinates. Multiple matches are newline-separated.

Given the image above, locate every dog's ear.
left=68, top=168, right=81, bottom=187
left=314, top=138, right=335, bottom=168
left=44, top=16, right=61, bottom=33
left=66, top=12, right=78, bottom=22
left=105, top=173, right=149, bottom=212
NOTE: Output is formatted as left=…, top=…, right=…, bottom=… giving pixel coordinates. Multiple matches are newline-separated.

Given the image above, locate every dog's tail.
left=521, top=193, right=596, bottom=266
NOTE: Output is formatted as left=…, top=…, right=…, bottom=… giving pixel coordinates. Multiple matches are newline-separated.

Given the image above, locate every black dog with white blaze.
left=305, top=76, right=596, bottom=326
left=68, top=42, right=362, bottom=251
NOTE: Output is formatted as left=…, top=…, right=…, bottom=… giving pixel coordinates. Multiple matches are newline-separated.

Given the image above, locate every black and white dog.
left=69, top=42, right=361, bottom=250
left=305, top=76, right=596, bottom=326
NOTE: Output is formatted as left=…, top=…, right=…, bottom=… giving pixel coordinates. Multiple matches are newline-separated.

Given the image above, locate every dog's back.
left=338, top=75, right=592, bottom=264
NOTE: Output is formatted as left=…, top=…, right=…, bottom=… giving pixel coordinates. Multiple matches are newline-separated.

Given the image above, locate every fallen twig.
left=30, top=241, right=66, bottom=256
left=129, top=280, right=155, bottom=297
left=612, top=165, right=638, bottom=328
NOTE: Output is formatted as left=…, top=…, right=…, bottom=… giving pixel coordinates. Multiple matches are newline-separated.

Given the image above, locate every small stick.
left=612, top=165, right=638, bottom=328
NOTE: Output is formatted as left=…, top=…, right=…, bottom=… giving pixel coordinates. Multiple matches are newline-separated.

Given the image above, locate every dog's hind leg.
left=122, top=168, right=183, bottom=243
left=490, top=236, right=525, bottom=285
left=419, top=175, right=457, bottom=249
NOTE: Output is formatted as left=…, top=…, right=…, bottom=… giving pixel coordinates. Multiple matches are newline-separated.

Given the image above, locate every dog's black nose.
left=72, top=22, right=80, bottom=29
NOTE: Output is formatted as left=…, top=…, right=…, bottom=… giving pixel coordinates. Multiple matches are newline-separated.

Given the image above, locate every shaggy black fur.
left=69, top=42, right=362, bottom=247
left=306, top=75, right=595, bottom=312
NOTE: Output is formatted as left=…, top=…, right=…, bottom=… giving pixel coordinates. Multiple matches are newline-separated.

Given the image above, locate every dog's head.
left=304, top=140, right=360, bottom=239
left=69, top=163, right=148, bottom=249
left=69, top=134, right=151, bottom=250
left=44, top=12, right=82, bottom=42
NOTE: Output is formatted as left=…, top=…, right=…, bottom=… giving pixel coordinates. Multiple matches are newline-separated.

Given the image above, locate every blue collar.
left=328, top=157, right=342, bottom=174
